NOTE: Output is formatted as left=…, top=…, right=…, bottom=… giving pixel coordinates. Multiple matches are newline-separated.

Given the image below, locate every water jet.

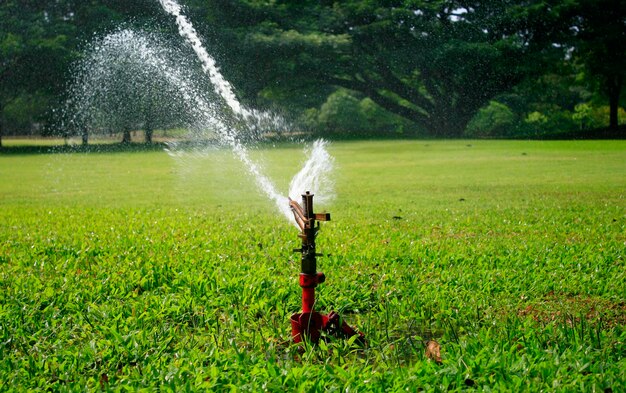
left=154, top=0, right=352, bottom=344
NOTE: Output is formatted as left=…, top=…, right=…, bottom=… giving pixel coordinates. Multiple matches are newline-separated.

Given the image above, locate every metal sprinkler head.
left=288, top=192, right=364, bottom=345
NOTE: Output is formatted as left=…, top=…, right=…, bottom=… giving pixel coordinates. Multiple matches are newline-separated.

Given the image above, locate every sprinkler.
left=289, top=192, right=365, bottom=344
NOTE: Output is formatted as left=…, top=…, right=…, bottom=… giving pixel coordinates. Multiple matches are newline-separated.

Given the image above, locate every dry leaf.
left=425, top=340, right=442, bottom=363
left=99, top=373, right=109, bottom=389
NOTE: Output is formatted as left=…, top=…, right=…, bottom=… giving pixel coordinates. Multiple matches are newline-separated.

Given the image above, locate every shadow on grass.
left=510, top=125, right=626, bottom=140
left=1, top=125, right=623, bottom=155
left=0, top=142, right=169, bottom=155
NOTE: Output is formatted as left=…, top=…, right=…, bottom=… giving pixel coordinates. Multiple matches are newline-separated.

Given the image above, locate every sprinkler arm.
left=288, top=196, right=330, bottom=236
left=288, top=197, right=308, bottom=233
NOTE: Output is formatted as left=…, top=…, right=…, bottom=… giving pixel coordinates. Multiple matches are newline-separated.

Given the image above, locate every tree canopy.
left=0, top=0, right=624, bottom=142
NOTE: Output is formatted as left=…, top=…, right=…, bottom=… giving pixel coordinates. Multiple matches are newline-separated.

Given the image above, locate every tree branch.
left=327, top=75, right=432, bottom=130
left=374, top=63, right=435, bottom=114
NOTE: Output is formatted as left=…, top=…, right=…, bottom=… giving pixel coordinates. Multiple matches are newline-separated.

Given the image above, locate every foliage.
left=62, top=29, right=209, bottom=144
left=465, top=101, right=518, bottom=137
left=0, top=0, right=625, bottom=139
left=0, top=1, right=74, bottom=140
left=0, top=0, right=172, bottom=139
left=569, top=103, right=626, bottom=132
left=1, top=93, right=51, bottom=134
left=317, top=90, right=368, bottom=135
left=0, top=140, right=625, bottom=389
left=306, top=89, right=416, bottom=138
left=567, top=0, right=626, bottom=129
left=205, top=0, right=560, bottom=137
left=471, top=56, right=623, bottom=138
left=572, top=102, right=593, bottom=130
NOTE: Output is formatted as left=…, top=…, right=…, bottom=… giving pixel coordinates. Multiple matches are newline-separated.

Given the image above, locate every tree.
left=2, top=0, right=622, bottom=139
left=0, top=1, right=75, bottom=144
left=569, top=0, right=626, bottom=130
left=65, top=28, right=211, bottom=144
left=0, top=0, right=173, bottom=143
left=465, top=100, right=517, bottom=137
left=317, top=89, right=368, bottom=135
left=199, top=0, right=566, bottom=137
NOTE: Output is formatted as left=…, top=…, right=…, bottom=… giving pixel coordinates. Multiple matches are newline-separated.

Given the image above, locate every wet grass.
left=0, top=139, right=625, bottom=390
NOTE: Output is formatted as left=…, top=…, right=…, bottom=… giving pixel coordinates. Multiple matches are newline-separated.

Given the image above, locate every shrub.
left=465, top=101, right=517, bottom=137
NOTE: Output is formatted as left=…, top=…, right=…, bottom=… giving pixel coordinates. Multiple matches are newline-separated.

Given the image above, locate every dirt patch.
left=517, top=291, right=626, bottom=328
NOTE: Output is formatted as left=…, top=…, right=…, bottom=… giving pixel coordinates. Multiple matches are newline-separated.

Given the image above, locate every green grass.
left=1, top=140, right=625, bottom=391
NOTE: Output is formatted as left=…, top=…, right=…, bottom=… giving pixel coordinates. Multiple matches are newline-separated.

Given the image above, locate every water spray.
left=289, top=192, right=364, bottom=344
left=155, top=0, right=355, bottom=343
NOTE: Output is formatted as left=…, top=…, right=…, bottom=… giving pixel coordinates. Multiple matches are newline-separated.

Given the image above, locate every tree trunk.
left=427, top=106, right=469, bottom=138
left=82, top=130, right=89, bottom=145
left=145, top=124, right=153, bottom=144
left=607, top=75, right=622, bottom=130
left=121, top=127, right=131, bottom=144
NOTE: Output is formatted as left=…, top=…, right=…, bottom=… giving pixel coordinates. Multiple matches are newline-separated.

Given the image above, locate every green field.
left=1, top=140, right=625, bottom=391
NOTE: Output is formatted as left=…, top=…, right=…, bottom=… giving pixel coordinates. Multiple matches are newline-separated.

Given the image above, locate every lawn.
left=0, top=139, right=625, bottom=391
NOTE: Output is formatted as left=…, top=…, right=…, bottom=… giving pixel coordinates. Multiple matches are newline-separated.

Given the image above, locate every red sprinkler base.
left=290, top=311, right=364, bottom=344
left=289, top=193, right=364, bottom=345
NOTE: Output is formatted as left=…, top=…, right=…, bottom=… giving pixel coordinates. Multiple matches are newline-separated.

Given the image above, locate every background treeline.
left=1, top=0, right=624, bottom=144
